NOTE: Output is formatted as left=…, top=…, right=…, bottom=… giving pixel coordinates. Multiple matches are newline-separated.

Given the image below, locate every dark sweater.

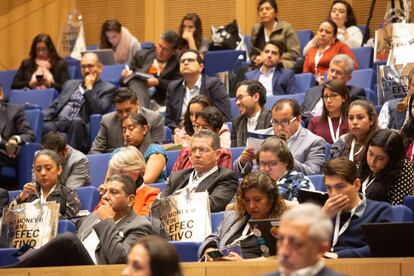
left=333, top=199, right=393, bottom=258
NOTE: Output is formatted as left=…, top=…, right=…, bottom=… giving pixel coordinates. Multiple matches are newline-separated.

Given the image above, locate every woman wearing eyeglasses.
left=12, top=34, right=70, bottom=92
left=308, top=80, right=350, bottom=144
left=172, top=106, right=232, bottom=173
left=122, top=113, right=167, bottom=183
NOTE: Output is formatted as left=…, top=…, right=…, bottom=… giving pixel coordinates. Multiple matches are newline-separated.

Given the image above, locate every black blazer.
left=44, top=79, right=115, bottom=123
left=165, top=74, right=231, bottom=130
left=161, top=167, right=239, bottom=212
left=0, top=103, right=35, bottom=144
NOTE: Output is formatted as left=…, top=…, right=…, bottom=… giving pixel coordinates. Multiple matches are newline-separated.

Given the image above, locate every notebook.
left=362, top=222, right=414, bottom=257
left=248, top=218, right=280, bottom=257
left=82, top=49, right=115, bottom=65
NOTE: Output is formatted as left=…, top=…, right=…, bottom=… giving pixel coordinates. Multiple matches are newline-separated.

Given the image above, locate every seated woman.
left=198, top=172, right=286, bottom=260
left=177, top=13, right=209, bottom=56
left=99, top=19, right=141, bottom=64
left=250, top=0, right=300, bottom=69
left=359, top=129, right=414, bottom=205
left=12, top=34, right=70, bottom=92
left=303, top=0, right=363, bottom=55
left=303, top=19, right=358, bottom=84
left=257, top=136, right=314, bottom=201
left=401, top=95, right=414, bottom=163
left=97, top=146, right=160, bottom=216
left=308, top=80, right=350, bottom=144
left=174, top=95, right=230, bottom=147
left=13, top=149, right=80, bottom=219
left=122, top=113, right=167, bottom=183
left=172, top=106, right=232, bottom=173
left=331, top=100, right=380, bottom=163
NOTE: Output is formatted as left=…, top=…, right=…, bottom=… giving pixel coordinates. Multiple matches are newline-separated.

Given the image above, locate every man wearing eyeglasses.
left=165, top=49, right=231, bottom=132
left=43, top=52, right=116, bottom=153
left=235, top=98, right=325, bottom=175
left=301, top=54, right=365, bottom=125
left=160, top=130, right=238, bottom=212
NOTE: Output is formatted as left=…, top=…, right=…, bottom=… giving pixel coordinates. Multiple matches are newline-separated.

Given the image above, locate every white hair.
left=109, top=146, right=145, bottom=172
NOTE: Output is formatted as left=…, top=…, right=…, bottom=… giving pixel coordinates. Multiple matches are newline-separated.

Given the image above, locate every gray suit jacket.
left=264, top=266, right=343, bottom=276
left=89, top=107, right=164, bottom=153
left=231, top=108, right=273, bottom=147
left=60, top=146, right=90, bottom=188
left=234, top=127, right=326, bottom=175
left=161, top=167, right=239, bottom=212
left=76, top=211, right=152, bottom=264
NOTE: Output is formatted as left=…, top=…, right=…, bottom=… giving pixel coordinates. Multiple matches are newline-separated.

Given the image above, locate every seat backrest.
left=295, top=73, right=315, bottom=94
left=0, top=248, right=19, bottom=266
left=25, top=109, right=44, bottom=143
left=75, top=186, right=101, bottom=211
left=296, top=30, right=314, bottom=55
left=348, top=68, right=376, bottom=91
left=166, top=150, right=181, bottom=176
left=147, top=182, right=167, bottom=192
left=307, top=174, right=326, bottom=192
left=211, top=211, right=225, bottom=232
left=100, top=64, right=125, bottom=87
left=351, top=47, right=373, bottom=69
left=8, top=190, right=21, bottom=200
left=169, top=241, right=202, bottom=262
left=9, top=89, right=58, bottom=109
left=204, top=50, right=246, bottom=76
left=0, top=70, right=17, bottom=99
left=365, top=88, right=378, bottom=105
left=89, top=114, right=103, bottom=144
left=86, top=153, right=112, bottom=187
left=164, top=126, right=172, bottom=143
left=403, top=195, right=414, bottom=220
left=264, top=93, right=305, bottom=111
left=230, top=97, right=239, bottom=117
left=58, top=219, right=76, bottom=234
left=230, top=147, right=245, bottom=164
left=391, top=205, right=413, bottom=222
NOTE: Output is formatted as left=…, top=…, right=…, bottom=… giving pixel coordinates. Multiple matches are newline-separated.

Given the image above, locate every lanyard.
left=231, top=222, right=253, bottom=245
left=362, top=175, right=376, bottom=195
left=328, top=116, right=342, bottom=143
left=331, top=207, right=357, bottom=251
left=349, top=138, right=364, bottom=162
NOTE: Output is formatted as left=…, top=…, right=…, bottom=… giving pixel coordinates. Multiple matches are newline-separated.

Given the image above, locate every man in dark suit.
left=161, top=130, right=238, bottom=212
left=121, top=30, right=181, bottom=108
left=11, top=174, right=152, bottom=267
left=301, top=54, right=366, bottom=125
left=165, top=49, right=231, bottom=131
left=43, top=52, right=116, bottom=153
left=90, top=87, right=164, bottom=153
left=231, top=80, right=272, bottom=147
left=266, top=203, right=342, bottom=276
left=0, top=84, right=35, bottom=167
left=245, top=40, right=297, bottom=95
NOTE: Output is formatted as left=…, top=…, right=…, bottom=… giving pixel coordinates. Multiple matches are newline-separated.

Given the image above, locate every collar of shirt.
left=183, top=74, right=202, bottom=92
left=40, top=185, right=57, bottom=203
left=354, top=193, right=367, bottom=218
left=247, top=109, right=262, bottom=131
left=193, top=165, right=218, bottom=182
left=280, top=259, right=325, bottom=276
left=287, top=125, right=302, bottom=143
left=259, top=66, right=275, bottom=76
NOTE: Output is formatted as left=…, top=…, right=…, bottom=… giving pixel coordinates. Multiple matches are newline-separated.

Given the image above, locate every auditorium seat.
left=7, top=190, right=21, bottom=200
left=166, top=150, right=180, bottom=176
left=348, top=68, right=376, bottom=92
left=9, top=88, right=58, bottom=110
left=76, top=186, right=101, bottom=212
left=141, top=42, right=155, bottom=49
left=0, top=69, right=17, bottom=99
left=391, top=205, right=412, bottom=222
left=230, top=97, right=239, bottom=117
left=365, top=88, right=378, bottom=105
left=230, top=147, right=244, bottom=164
left=351, top=47, right=373, bottom=69
left=86, top=153, right=112, bottom=187
left=403, top=195, right=414, bottom=220
left=89, top=114, right=103, bottom=144
left=0, top=248, right=19, bottom=266
left=25, top=109, right=44, bottom=143
left=296, top=29, right=314, bottom=55
left=164, top=126, right=172, bottom=143
left=147, top=181, right=166, bottom=192
left=100, top=64, right=125, bottom=87
left=264, top=93, right=305, bottom=111
left=203, top=50, right=246, bottom=76
left=307, top=174, right=326, bottom=192
left=169, top=241, right=202, bottom=262
left=58, top=219, right=76, bottom=234
left=295, top=73, right=316, bottom=94
left=211, top=211, right=225, bottom=232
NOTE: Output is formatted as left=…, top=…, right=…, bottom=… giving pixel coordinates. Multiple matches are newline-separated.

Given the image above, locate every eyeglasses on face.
left=270, top=117, right=297, bottom=127
left=180, top=58, right=197, bottom=64
left=322, top=93, right=339, bottom=101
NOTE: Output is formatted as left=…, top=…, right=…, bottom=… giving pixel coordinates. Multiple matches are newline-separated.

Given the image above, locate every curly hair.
left=236, top=172, right=286, bottom=219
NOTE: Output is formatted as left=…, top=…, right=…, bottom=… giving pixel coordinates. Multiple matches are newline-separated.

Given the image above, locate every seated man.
left=161, top=130, right=238, bottom=212
left=245, top=40, right=297, bottom=95
left=165, top=49, right=231, bottom=131
left=90, top=87, right=164, bottom=153
left=268, top=203, right=343, bottom=276
left=301, top=54, right=366, bottom=125
left=40, top=131, right=90, bottom=188
left=378, top=69, right=414, bottom=129
left=235, top=98, right=326, bottom=176
left=11, top=174, right=152, bottom=267
left=231, top=80, right=272, bottom=147
left=43, top=52, right=116, bottom=153
left=0, top=84, right=35, bottom=167
left=120, top=30, right=181, bottom=108
left=322, top=157, right=393, bottom=258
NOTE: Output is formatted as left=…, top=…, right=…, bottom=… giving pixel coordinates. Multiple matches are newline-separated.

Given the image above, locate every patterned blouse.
left=277, top=170, right=314, bottom=201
